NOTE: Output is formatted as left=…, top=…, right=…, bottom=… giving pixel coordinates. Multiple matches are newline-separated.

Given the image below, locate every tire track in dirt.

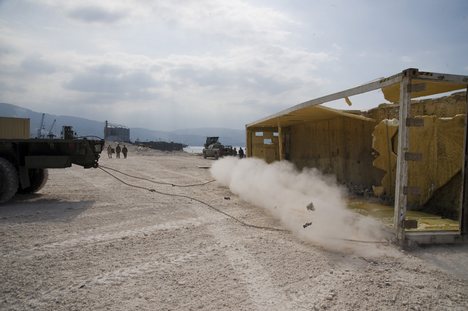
left=9, top=215, right=220, bottom=259
left=120, top=156, right=211, bottom=182
left=4, top=162, right=220, bottom=262
left=101, top=164, right=187, bottom=185
left=3, top=152, right=467, bottom=311
left=206, top=221, right=293, bottom=310
left=26, top=245, right=216, bottom=309
left=73, top=202, right=170, bottom=219
left=180, top=190, right=294, bottom=311
left=67, top=169, right=132, bottom=201
left=0, top=204, right=181, bottom=258
left=39, top=168, right=118, bottom=206
left=1, top=207, right=196, bottom=253
left=67, top=167, right=113, bottom=189
left=74, top=163, right=209, bottom=209
left=84, top=158, right=298, bottom=309
left=184, top=176, right=329, bottom=310
left=282, top=265, right=353, bottom=310
left=109, top=163, right=294, bottom=310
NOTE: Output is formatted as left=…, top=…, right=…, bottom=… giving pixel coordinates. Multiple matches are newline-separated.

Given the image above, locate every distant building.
left=104, top=120, right=130, bottom=142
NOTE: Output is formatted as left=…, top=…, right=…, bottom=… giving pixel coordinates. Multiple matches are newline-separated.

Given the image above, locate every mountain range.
left=0, top=103, right=245, bottom=146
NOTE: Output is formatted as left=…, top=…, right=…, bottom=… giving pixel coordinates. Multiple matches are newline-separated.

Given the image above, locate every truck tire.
left=0, top=158, right=18, bottom=203
left=18, top=168, right=48, bottom=194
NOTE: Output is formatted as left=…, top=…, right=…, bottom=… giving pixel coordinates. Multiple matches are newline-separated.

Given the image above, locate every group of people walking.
left=107, top=143, right=128, bottom=159
left=232, top=147, right=245, bottom=158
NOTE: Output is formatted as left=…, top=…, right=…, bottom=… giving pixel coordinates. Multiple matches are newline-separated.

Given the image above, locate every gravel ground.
left=1, top=146, right=467, bottom=310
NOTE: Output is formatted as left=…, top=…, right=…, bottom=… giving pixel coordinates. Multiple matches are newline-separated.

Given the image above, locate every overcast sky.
left=1, top=0, right=467, bottom=131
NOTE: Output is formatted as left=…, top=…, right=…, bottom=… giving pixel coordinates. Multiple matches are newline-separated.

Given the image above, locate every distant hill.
left=0, top=103, right=245, bottom=146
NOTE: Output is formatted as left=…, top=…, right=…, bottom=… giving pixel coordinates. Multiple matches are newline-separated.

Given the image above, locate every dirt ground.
left=1, top=145, right=467, bottom=311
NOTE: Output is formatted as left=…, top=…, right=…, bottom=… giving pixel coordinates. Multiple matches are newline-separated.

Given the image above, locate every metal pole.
left=393, top=70, right=413, bottom=243
left=461, top=88, right=468, bottom=236
left=246, top=128, right=252, bottom=158
left=278, top=122, right=284, bottom=161
left=246, top=73, right=404, bottom=128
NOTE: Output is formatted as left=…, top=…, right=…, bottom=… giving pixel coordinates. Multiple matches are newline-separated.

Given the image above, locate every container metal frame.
left=246, top=68, right=468, bottom=246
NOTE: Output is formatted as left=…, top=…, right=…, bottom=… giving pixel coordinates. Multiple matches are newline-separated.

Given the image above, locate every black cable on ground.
left=98, top=166, right=389, bottom=244
left=98, top=166, right=287, bottom=233
left=100, top=165, right=215, bottom=187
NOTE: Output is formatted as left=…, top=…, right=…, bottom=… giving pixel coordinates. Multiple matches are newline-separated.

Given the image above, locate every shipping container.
left=0, top=117, right=30, bottom=139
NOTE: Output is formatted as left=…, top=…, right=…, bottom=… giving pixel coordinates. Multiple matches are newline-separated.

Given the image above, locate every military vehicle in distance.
left=202, top=137, right=234, bottom=159
left=0, top=117, right=104, bottom=203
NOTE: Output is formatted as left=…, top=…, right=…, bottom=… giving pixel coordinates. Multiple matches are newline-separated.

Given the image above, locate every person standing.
left=116, top=144, right=121, bottom=158
left=122, top=145, right=128, bottom=159
left=238, top=147, right=244, bottom=159
left=107, top=145, right=113, bottom=158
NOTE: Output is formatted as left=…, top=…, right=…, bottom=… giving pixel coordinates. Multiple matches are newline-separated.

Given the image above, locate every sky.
left=0, top=0, right=467, bottom=131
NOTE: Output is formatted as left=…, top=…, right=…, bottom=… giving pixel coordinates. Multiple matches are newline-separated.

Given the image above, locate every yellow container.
left=0, top=117, right=30, bottom=139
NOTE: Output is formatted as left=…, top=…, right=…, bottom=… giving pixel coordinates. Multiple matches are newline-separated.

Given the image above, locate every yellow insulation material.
left=372, top=114, right=465, bottom=207
left=382, top=80, right=465, bottom=103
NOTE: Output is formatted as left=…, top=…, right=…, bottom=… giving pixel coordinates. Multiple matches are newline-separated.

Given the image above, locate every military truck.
left=202, top=137, right=234, bottom=159
left=0, top=117, right=104, bottom=203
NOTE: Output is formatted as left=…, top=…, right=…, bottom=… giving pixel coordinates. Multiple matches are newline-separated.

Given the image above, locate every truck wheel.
left=203, top=151, right=207, bottom=159
left=18, top=169, right=48, bottom=194
left=214, top=152, right=219, bottom=160
left=0, top=158, right=18, bottom=203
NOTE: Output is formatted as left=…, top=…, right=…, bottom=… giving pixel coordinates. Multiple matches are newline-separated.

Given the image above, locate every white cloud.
left=0, top=0, right=337, bottom=130
left=67, top=5, right=128, bottom=24
left=35, top=0, right=294, bottom=42
left=64, top=64, right=156, bottom=95
left=3, top=0, right=465, bottom=131
left=35, top=0, right=135, bottom=14
left=151, top=0, right=295, bottom=42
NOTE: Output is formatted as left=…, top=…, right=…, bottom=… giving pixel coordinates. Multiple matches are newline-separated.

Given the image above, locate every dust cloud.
left=211, top=157, right=392, bottom=254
